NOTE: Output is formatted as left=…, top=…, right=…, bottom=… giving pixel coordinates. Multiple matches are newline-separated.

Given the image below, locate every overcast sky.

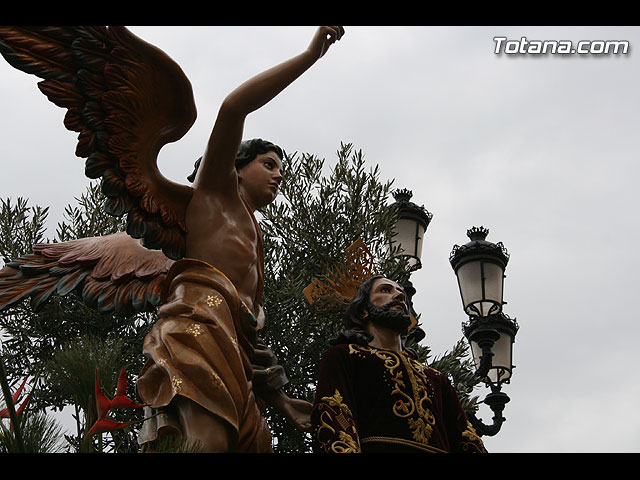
left=1, top=26, right=638, bottom=453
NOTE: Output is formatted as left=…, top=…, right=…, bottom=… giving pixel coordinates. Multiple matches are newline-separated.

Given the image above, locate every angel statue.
left=0, top=26, right=345, bottom=452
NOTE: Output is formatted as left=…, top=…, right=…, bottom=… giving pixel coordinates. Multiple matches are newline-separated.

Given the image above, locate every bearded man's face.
left=366, top=278, right=411, bottom=333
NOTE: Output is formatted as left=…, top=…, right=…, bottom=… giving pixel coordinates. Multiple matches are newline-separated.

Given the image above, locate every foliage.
left=0, top=182, right=153, bottom=452
left=0, top=358, right=65, bottom=453
left=430, top=339, right=482, bottom=414
left=0, top=197, right=48, bottom=264
left=0, top=410, right=65, bottom=453
left=145, top=434, right=204, bottom=453
left=54, top=181, right=125, bottom=243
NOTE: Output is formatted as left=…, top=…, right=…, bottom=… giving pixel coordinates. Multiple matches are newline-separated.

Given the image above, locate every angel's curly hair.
left=187, top=138, right=283, bottom=183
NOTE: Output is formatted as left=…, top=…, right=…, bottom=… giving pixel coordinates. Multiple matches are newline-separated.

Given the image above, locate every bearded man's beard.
left=367, top=301, right=411, bottom=333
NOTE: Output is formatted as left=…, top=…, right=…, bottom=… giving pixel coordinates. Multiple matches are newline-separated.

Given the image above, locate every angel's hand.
left=259, top=388, right=313, bottom=432
left=279, top=395, right=313, bottom=432
left=307, top=26, right=345, bottom=60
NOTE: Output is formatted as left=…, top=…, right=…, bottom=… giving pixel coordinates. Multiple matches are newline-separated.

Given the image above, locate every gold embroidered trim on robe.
left=348, top=345, right=437, bottom=447
left=314, top=389, right=361, bottom=453
left=360, top=436, right=448, bottom=453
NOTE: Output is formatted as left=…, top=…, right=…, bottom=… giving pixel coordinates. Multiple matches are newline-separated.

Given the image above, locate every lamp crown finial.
left=392, top=188, right=413, bottom=202
left=467, top=226, right=489, bottom=241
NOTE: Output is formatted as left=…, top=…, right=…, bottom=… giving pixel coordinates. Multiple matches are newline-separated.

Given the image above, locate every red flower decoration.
left=86, top=418, right=137, bottom=437
left=15, top=391, right=32, bottom=417
left=95, top=371, right=111, bottom=420
left=110, top=367, right=145, bottom=410
left=87, top=367, right=146, bottom=438
left=0, top=377, right=30, bottom=419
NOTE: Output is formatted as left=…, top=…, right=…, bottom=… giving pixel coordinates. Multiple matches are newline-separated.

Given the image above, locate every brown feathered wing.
left=0, top=26, right=197, bottom=260
left=0, top=232, right=174, bottom=315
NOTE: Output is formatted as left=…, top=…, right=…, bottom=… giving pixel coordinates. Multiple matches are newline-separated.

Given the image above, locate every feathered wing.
left=0, top=232, right=174, bottom=315
left=0, top=26, right=197, bottom=260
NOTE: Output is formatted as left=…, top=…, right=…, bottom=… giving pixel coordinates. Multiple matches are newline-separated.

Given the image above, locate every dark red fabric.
left=311, top=343, right=487, bottom=453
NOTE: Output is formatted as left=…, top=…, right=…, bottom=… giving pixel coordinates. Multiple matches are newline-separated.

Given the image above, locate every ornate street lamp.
left=449, top=226, right=509, bottom=318
left=450, top=226, right=519, bottom=436
left=389, top=189, right=433, bottom=272
left=463, top=312, right=518, bottom=386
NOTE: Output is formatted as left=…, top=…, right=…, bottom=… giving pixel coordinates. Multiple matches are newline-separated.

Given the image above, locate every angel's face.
left=238, top=151, right=283, bottom=209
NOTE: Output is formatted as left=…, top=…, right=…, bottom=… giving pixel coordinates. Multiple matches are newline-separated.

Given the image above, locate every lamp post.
left=389, top=189, right=433, bottom=273
left=450, top=226, right=519, bottom=436
left=388, top=189, right=432, bottom=343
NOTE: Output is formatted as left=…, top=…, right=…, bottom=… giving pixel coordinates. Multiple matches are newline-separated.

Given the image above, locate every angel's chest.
left=186, top=194, right=260, bottom=267
left=214, top=221, right=259, bottom=259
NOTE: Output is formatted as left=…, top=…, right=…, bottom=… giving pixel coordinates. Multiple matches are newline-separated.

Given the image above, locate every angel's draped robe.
left=136, top=258, right=287, bottom=452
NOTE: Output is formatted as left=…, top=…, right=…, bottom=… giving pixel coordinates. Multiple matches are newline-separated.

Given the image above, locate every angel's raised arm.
left=193, top=26, right=345, bottom=192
